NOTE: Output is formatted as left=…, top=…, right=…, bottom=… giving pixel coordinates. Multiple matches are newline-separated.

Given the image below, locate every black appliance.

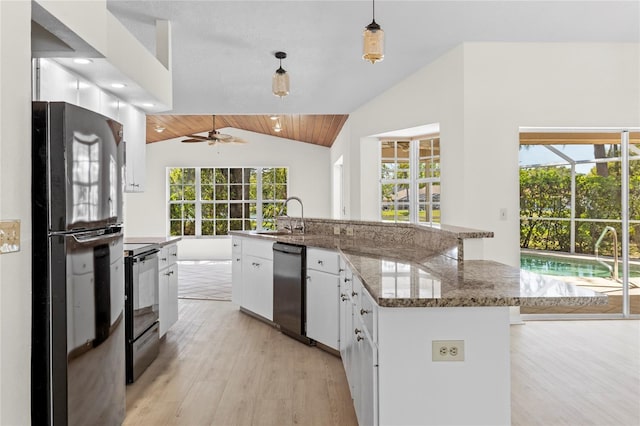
left=123, top=243, right=160, bottom=383
left=273, top=243, right=311, bottom=344
left=31, top=101, right=126, bottom=425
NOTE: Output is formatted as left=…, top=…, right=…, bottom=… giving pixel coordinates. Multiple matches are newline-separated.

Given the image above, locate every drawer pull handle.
left=164, top=270, right=174, bottom=276
left=236, top=258, right=241, bottom=262
left=252, top=262, right=261, bottom=268
left=317, top=260, right=323, bottom=265
left=360, top=308, right=371, bottom=316
left=340, top=293, right=348, bottom=301
left=339, top=268, right=345, bottom=272
left=352, top=291, right=358, bottom=297
left=344, top=277, right=351, bottom=283
left=161, top=257, right=167, bottom=261
left=354, top=328, right=362, bottom=335
left=171, top=253, right=177, bottom=257
left=357, top=335, right=364, bottom=342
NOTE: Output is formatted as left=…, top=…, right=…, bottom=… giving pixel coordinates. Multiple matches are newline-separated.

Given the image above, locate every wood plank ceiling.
left=146, top=115, right=349, bottom=148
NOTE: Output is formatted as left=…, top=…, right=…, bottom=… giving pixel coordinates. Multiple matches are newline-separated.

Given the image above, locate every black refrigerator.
left=31, top=102, right=126, bottom=425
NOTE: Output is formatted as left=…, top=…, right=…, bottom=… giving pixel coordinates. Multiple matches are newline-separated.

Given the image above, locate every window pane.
left=201, top=184, right=214, bottom=200
left=215, top=168, right=228, bottom=184
left=215, top=203, right=228, bottom=219
left=381, top=161, right=395, bottom=180
left=432, top=184, right=441, bottom=209
left=229, top=168, right=243, bottom=184
left=230, top=220, right=243, bottom=231
left=184, top=219, right=196, bottom=235
left=381, top=184, right=395, bottom=203
left=397, top=141, right=410, bottom=159
left=169, top=168, right=183, bottom=184
left=275, top=168, right=288, bottom=184
left=202, top=203, right=214, bottom=219
left=229, top=204, right=243, bottom=219
left=169, top=203, right=182, bottom=219
left=418, top=182, right=428, bottom=203
left=184, top=185, right=196, bottom=200
left=275, top=184, right=287, bottom=200
left=432, top=203, right=441, bottom=224
left=170, top=185, right=183, bottom=201
left=418, top=203, right=428, bottom=223
left=397, top=160, right=410, bottom=179
left=230, top=185, right=242, bottom=200
left=215, top=185, right=228, bottom=200
left=262, top=168, right=274, bottom=185
left=262, top=184, right=274, bottom=200
left=184, top=203, right=196, bottom=219
left=381, top=141, right=395, bottom=158
left=201, top=168, right=214, bottom=185
left=216, top=220, right=228, bottom=236
left=202, top=220, right=214, bottom=235
left=247, top=220, right=257, bottom=230
left=184, top=168, right=195, bottom=184
left=170, top=220, right=182, bottom=236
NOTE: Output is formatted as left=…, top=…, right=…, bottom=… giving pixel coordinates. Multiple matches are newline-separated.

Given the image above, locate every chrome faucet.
left=279, top=196, right=305, bottom=234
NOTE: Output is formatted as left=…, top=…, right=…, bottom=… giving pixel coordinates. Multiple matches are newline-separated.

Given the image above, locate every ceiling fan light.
left=363, top=20, right=384, bottom=64
left=272, top=67, right=289, bottom=97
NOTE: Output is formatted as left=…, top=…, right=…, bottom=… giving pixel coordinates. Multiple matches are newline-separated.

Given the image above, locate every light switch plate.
left=0, top=220, right=20, bottom=254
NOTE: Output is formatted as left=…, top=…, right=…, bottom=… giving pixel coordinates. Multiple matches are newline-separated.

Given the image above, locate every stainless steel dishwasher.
left=273, top=242, right=311, bottom=344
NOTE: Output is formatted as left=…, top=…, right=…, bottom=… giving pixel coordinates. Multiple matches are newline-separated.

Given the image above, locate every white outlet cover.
left=432, top=340, right=465, bottom=362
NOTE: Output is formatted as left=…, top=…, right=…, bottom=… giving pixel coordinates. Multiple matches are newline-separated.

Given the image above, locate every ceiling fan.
left=181, top=115, right=247, bottom=145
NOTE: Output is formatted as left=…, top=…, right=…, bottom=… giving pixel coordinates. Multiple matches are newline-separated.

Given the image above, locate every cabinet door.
left=158, top=268, right=169, bottom=337
left=165, top=264, right=179, bottom=332
left=306, top=269, right=339, bottom=350
left=357, top=325, right=377, bottom=426
left=120, top=104, right=146, bottom=192
left=232, top=254, right=243, bottom=306
left=242, top=255, right=273, bottom=321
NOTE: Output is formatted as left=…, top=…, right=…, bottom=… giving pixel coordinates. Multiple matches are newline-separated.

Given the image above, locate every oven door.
left=131, top=250, right=159, bottom=339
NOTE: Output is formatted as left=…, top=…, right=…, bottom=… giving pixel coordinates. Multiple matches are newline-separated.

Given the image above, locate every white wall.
left=339, top=43, right=640, bottom=266
left=124, top=131, right=332, bottom=260
left=0, top=2, right=32, bottom=424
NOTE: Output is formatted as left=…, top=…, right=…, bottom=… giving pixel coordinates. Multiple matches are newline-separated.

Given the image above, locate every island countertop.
left=230, top=229, right=607, bottom=308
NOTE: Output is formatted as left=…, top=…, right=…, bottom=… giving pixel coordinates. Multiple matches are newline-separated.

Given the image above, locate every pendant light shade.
left=272, top=51, right=289, bottom=97
left=363, top=0, right=384, bottom=64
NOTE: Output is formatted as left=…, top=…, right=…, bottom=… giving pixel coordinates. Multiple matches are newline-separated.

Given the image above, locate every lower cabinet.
left=242, top=254, right=273, bottom=321
left=231, top=237, right=243, bottom=305
left=158, top=243, right=179, bottom=337
left=306, top=248, right=341, bottom=350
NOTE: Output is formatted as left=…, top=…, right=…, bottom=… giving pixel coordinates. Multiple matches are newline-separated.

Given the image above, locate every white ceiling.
left=105, top=0, right=640, bottom=115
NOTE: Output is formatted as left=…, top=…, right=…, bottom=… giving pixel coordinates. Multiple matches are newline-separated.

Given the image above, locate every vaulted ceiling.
left=146, top=114, right=349, bottom=147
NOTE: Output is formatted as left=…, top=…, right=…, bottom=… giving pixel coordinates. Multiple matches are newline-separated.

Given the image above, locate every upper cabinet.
left=35, top=59, right=146, bottom=192
left=119, top=103, right=146, bottom=192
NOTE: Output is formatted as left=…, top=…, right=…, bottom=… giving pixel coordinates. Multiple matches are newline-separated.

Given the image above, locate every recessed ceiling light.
left=154, top=126, right=165, bottom=133
left=111, top=83, right=126, bottom=89
left=73, top=58, right=93, bottom=65
left=270, top=115, right=278, bottom=121
left=142, top=103, right=154, bottom=107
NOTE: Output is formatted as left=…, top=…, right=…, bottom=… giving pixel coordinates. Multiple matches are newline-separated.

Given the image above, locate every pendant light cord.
left=372, top=0, right=376, bottom=21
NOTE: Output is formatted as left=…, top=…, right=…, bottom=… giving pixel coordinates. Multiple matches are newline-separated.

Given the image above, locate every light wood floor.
left=125, top=300, right=640, bottom=426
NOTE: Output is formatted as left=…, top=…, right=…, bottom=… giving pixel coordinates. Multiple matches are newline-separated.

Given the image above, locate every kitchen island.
left=230, top=218, right=605, bottom=426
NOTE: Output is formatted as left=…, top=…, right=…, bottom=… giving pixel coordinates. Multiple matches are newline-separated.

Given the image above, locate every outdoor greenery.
left=520, top=148, right=640, bottom=258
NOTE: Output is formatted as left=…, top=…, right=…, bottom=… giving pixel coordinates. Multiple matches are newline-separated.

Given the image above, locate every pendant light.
left=272, top=51, right=290, bottom=97
left=363, top=0, right=384, bottom=64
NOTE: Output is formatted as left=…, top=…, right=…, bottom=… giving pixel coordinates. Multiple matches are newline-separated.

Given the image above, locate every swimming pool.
left=520, top=252, right=640, bottom=278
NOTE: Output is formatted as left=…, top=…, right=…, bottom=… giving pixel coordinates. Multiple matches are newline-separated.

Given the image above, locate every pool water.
left=520, top=254, right=640, bottom=278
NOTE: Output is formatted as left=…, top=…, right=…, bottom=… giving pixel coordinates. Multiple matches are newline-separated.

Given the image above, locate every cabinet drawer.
left=307, top=248, right=340, bottom=274
left=158, top=246, right=169, bottom=270
left=231, top=237, right=243, bottom=256
left=243, top=238, right=274, bottom=260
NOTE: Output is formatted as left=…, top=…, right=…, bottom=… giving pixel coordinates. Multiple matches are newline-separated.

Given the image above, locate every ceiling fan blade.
left=214, top=133, right=233, bottom=141
left=228, top=137, right=248, bottom=144
left=207, top=139, right=217, bottom=146
left=185, top=134, right=208, bottom=140
left=181, top=138, right=205, bottom=143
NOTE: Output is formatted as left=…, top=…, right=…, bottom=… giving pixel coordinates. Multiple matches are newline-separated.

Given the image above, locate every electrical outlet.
left=333, top=226, right=340, bottom=235
left=346, top=227, right=354, bottom=236
left=0, top=220, right=21, bottom=254
left=432, top=340, right=464, bottom=362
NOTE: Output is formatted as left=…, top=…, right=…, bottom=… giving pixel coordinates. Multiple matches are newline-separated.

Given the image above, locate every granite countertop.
left=231, top=230, right=607, bottom=308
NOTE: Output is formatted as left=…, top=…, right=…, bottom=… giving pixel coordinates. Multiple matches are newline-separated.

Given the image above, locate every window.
left=168, top=167, right=288, bottom=236
left=380, top=137, right=440, bottom=225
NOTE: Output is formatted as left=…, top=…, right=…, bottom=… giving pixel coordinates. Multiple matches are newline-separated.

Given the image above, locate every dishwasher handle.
left=273, top=242, right=305, bottom=255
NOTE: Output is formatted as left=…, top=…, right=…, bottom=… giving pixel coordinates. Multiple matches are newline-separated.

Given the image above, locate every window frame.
left=379, top=135, right=440, bottom=226
left=167, top=166, right=289, bottom=237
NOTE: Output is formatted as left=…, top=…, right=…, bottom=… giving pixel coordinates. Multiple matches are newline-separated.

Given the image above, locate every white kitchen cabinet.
left=306, top=248, right=340, bottom=350
left=36, top=59, right=78, bottom=104
left=119, top=103, right=146, bottom=192
left=242, top=254, right=273, bottom=321
left=354, top=315, right=377, bottom=426
left=158, top=243, right=179, bottom=337
left=98, top=90, right=119, bottom=120
left=231, top=237, right=243, bottom=305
